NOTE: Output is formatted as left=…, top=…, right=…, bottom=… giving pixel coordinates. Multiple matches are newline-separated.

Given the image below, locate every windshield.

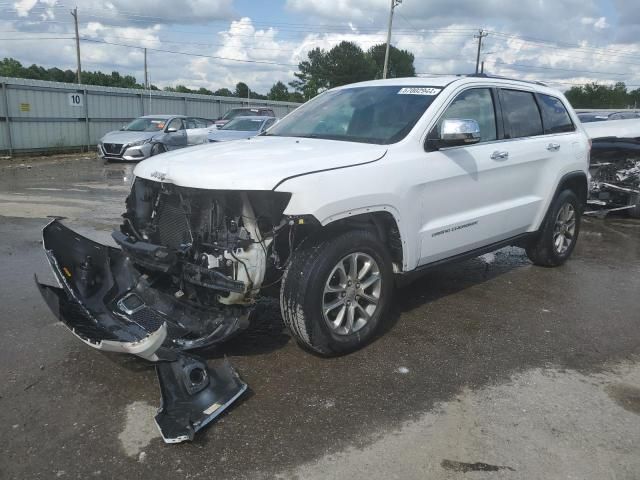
left=222, top=118, right=264, bottom=131
left=221, top=109, right=256, bottom=121
left=124, top=117, right=168, bottom=132
left=578, top=114, right=608, bottom=123
left=265, top=86, right=441, bottom=144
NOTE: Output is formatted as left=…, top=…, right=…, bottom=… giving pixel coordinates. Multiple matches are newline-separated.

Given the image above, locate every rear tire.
left=280, top=229, right=394, bottom=356
left=526, top=189, right=581, bottom=267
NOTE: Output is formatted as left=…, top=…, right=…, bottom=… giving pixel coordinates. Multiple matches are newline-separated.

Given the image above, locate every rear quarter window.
left=538, top=94, right=575, bottom=134
left=500, top=89, right=544, bottom=138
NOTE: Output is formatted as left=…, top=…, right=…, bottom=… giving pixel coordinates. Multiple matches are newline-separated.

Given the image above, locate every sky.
left=1, top=0, right=640, bottom=94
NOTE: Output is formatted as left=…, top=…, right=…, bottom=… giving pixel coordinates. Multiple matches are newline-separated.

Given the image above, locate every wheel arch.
left=554, top=171, right=588, bottom=208
left=306, top=208, right=406, bottom=272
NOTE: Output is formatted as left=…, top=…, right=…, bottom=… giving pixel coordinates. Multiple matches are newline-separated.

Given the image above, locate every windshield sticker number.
left=398, top=87, right=441, bottom=96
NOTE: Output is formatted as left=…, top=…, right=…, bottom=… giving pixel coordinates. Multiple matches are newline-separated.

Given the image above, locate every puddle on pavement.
left=118, top=401, right=160, bottom=457
left=606, top=383, right=640, bottom=415
left=441, top=459, right=515, bottom=473
left=0, top=158, right=135, bottom=225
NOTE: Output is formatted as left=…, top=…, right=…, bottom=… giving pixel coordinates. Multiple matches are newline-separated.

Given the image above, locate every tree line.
left=564, top=82, right=640, bottom=109
left=4, top=51, right=640, bottom=109
left=0, top=57, right=303, bottom=101
left=0, top=42, right=414, bottom=103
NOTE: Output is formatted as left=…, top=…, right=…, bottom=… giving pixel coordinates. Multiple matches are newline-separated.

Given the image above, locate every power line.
left=486, top=60, right=627, bottom=76
left=488, top=30, right=640, bottom=61
left=80, top=37, right=299, bottom=67
left=0, top=36, right=73, bottom=41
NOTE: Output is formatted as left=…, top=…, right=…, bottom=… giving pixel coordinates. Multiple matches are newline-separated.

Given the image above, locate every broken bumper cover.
left=36, top=220, right=248, bottom=443
left=156, top=356, right=247, bottom=443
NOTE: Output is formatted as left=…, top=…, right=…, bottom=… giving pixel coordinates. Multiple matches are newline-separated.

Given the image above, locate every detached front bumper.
left=36, top=220, right=248, bottom=443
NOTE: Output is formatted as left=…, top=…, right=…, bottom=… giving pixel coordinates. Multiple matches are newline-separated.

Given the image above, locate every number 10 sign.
left=68, top=93, right=84, bottom=107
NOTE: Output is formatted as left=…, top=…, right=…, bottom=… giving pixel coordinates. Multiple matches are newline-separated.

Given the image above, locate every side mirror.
left=439, top=119, right=481, bottom=147
left=166, top=127, right=178, bottom=133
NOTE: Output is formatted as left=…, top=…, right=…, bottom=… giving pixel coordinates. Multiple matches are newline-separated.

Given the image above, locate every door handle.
left=546, top=143, right=561, bottom=152
left=490, top=151, right=509, bottom=160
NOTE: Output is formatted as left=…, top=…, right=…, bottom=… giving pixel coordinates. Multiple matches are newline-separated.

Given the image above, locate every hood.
left=582, top=118, right=640, bottom=140
left=133, top=136, right=387, bottom=191
left=208, top=130, right=259, bottom=142
left=101, top=130, right=159, bottom=144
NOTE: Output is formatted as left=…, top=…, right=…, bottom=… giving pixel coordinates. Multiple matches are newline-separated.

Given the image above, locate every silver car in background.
left=208, top=116, right=277, bottom=143
left=97, top=115, right=214, bottom=161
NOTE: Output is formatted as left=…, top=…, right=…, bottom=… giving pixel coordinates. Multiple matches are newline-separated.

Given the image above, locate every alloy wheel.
left=322, top=252, right=382, bottom=335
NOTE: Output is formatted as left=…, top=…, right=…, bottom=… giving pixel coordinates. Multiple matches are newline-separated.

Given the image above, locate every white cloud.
left=582, top=16, right=609, bottom=30
left=13, top=0, right=38, bottom=17
left=2, top=1, right=640, bottom=96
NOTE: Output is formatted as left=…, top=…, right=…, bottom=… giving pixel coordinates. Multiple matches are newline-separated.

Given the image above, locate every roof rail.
left=465, top=73, right=548, bottom=87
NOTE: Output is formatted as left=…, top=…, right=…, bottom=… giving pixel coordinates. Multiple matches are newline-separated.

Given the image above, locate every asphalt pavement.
left=0, top=155, right=639, bottom=479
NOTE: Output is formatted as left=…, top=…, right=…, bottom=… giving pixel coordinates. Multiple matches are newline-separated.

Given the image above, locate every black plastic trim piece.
left=155, top=354, right=247, bottom=443
left=551, top=171, right=589, bottom=206
left=396, top=232, right=533, bottom=286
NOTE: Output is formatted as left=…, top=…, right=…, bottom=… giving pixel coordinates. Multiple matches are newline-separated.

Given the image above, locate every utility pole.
left=70, top=7, right=82, bottom=84
left=474, top=29, right=488, bottom=74
left=144, top=48, right=148, bottom=89
left=481, top=61, right=485, bottom=74
left=383, top=0, right=402, bottom=79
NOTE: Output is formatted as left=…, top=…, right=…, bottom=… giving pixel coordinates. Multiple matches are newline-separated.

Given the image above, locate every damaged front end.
left=587, top=137, right=640, bottom=217
left=36, top=178, right=294, bottom=442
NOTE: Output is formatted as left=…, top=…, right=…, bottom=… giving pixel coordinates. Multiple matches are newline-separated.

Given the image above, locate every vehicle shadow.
left=374, top=246, right=531, bottom=345
left=202, top=246, right=531, bottom=360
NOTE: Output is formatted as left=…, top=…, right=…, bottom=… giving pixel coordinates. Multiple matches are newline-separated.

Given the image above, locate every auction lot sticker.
left=398, top=87, right=441, bottom=95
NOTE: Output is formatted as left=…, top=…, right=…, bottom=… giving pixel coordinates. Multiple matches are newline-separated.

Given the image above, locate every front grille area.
left=157, top=196, right=191, bottom=248
left=103, top=143, right=123, bottom=155
left=131, top=307, right=165, bottom=333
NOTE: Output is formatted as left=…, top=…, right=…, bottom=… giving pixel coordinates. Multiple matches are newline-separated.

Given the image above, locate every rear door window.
left=500, top=89, right=543, bottom=138
left=538, top=94, right=575, bottom=134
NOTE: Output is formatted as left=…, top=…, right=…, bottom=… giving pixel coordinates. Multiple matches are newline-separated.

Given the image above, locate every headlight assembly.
left=127, top=138, right=153, bottom=148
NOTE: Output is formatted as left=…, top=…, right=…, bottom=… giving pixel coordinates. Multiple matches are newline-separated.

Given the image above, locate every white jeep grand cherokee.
left=40, top=75, right=589, bottom=359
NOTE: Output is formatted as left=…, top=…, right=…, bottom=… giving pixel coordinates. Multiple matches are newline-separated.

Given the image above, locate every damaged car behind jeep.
left=37, top=75, right=590, bottom=442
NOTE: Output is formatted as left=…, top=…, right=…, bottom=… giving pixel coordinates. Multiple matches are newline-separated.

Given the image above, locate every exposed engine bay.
left=35, top=178, right=298, bottom=443
left=589, top=157, right=640, bottom=215
left=116, top=178, right=293, bottom=312
left=586, top=128, right=640, bottom=218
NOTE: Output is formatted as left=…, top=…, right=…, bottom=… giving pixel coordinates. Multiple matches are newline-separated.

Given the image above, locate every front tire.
left=150, top=143, right=166, bottom=156
left=526, top=189, right=582, bottom=267
left=280, top=229, right=394, bottom=356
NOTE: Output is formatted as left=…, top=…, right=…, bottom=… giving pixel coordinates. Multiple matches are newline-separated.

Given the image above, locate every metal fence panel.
left=88, top=91, right=142, bottom=119
left=0, top=76, right=301, bottom=154
left=11, top=120, right=86, bottom=150
left=148, top=97, right=187, bottom=116
left=0, top=122, right=8, bottom=152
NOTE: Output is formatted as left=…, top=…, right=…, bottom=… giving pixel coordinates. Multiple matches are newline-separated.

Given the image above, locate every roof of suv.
left=336, top=75, right=563, bottom=97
